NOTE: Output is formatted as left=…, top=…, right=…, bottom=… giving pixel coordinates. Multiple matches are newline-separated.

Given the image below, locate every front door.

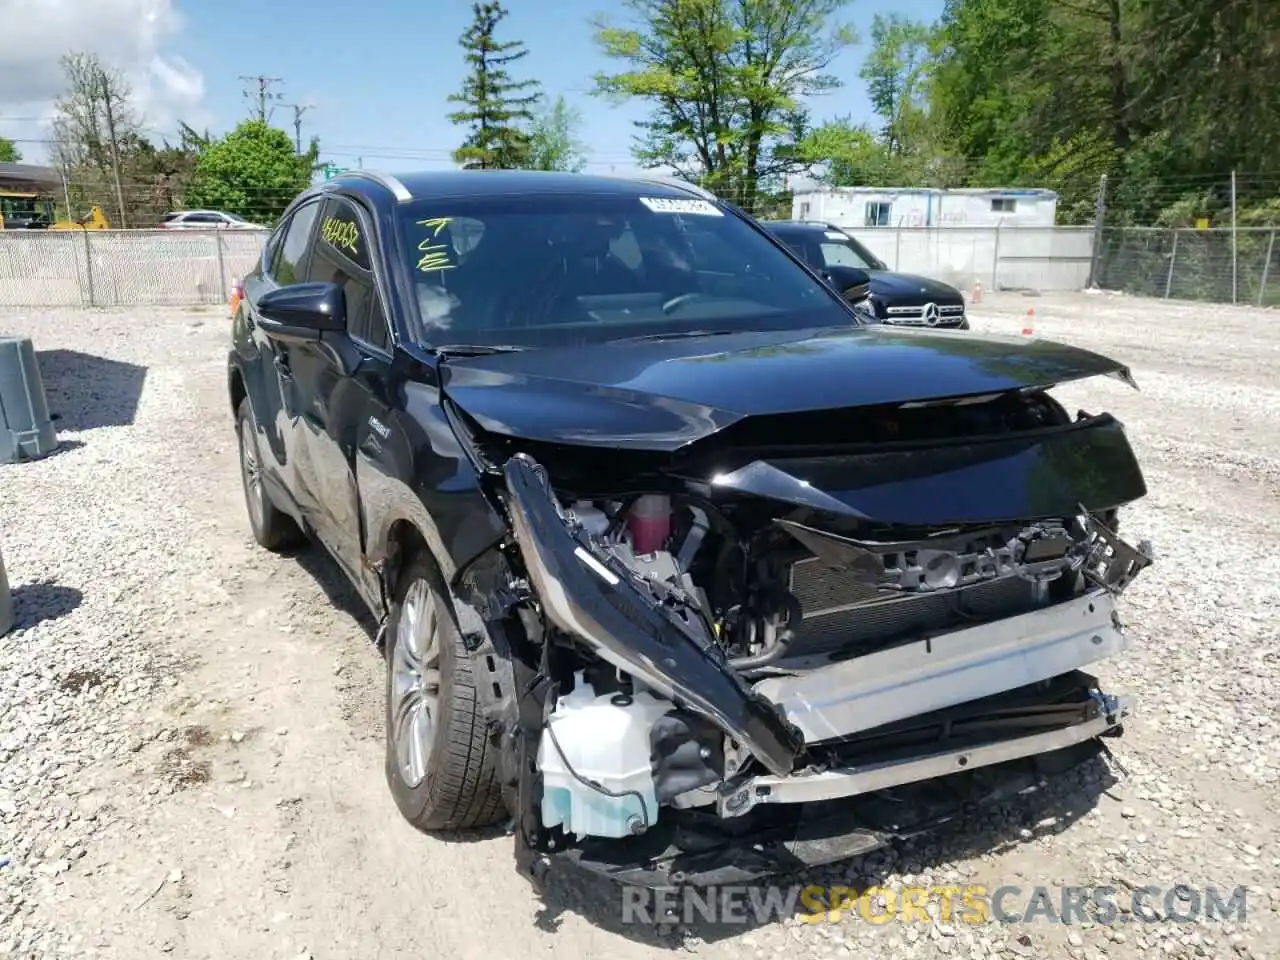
left=290, top=196, right=396, bottom=582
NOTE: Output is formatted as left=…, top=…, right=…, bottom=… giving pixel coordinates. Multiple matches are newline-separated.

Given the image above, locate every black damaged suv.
left=228, top=169, right=1151, bottom=889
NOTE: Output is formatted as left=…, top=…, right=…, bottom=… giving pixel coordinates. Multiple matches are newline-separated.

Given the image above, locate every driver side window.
left=309, top=198, right=391, bottom=352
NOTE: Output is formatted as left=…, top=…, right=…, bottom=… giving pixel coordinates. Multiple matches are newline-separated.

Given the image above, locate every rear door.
left=241, top=198, right=323, bottom=516
left=290, top=195, right=397, bottom=579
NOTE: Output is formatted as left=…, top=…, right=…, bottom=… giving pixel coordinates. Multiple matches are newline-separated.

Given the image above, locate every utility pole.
left=281, top=103, right=313, bottom=153
left=239, top=75, right=285, bottom=123
left=281, top=103, right=313, bottom=154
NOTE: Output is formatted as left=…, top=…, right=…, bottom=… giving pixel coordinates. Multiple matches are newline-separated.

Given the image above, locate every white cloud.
left=0, top=0, right=208, bottom=157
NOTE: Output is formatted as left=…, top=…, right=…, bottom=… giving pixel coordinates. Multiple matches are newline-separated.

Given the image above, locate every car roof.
left=326, top=168, right=719, bottom=205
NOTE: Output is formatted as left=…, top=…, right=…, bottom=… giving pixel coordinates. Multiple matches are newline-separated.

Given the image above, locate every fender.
left=359, top=379, right=507, bottom=591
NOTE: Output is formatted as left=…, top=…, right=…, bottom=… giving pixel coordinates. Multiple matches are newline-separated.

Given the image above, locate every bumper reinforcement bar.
left=716, top=693, right=1131, bottom=818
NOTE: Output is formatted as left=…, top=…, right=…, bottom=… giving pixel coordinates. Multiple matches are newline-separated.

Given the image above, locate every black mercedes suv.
left=761, top=219, right=970, bottom=329
left=227, top=169, right=1151, bottom=891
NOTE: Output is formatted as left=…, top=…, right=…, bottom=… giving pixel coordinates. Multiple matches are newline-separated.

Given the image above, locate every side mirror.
left=256, top=282, right=347, bottom=342
left=822, top=264, right=872, bottom=303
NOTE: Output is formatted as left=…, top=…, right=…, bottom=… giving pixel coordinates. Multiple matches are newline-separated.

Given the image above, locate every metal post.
left=991, top=220, right=1002, bottom=290
left=1087, top=174, right=1108, bottom=289
left=1164, top=229, right=1180, bottom=299
left=81, top=226, right=95, bottom=308
left=1259, top=230, right=1277, bottom=307
left=215, top=233, right=228, bottom=302
left=1230, top=170, right=1238, bottom=304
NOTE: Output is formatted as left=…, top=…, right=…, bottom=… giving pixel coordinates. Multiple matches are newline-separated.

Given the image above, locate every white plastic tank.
left=537, top=672, right=671, bottom=839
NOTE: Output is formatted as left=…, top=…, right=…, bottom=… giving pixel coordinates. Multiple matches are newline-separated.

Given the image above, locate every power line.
left=238, top=75, right=285, bottom=124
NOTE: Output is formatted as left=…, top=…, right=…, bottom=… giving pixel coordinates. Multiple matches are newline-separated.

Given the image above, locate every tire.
left=384, top=554, right=505, bottom=831
left=236, top=398, right=302, bottom=552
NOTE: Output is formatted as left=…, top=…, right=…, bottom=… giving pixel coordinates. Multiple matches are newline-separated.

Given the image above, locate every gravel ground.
left=0, top=291, right=1277, bottom=960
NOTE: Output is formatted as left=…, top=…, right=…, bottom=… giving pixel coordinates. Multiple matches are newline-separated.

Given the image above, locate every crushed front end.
left=457, top=388, right=1154, bottom=890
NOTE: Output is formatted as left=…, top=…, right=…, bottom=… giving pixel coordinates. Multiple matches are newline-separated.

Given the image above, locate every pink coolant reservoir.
left=626, top=495, right=672, bottom=554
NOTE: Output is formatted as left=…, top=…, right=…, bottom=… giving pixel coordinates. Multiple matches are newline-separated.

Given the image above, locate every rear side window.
left=271, top=200, right=321, bottom=285
left=308, top=198, right=391, bottom=351
left=262, top=222, right=287, bottom=274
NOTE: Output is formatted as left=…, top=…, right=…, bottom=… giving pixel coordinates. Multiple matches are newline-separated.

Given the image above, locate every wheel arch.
left=228, top=362, right=247, bottom=422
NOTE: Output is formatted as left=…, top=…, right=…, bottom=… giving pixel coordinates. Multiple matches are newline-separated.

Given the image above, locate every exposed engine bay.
left=445, top=377, right=1155, bottom=888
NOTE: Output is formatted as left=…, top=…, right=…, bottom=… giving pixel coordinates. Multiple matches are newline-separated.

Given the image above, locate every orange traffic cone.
left=1021, top=307, right=1036, bottom=336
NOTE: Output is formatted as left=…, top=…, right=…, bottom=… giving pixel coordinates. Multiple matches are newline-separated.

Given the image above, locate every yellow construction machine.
left=0, top=190, right=111, bottom=230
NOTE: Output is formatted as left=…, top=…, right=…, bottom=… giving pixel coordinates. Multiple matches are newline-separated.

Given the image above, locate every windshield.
left=396, top=193, right=856, bottom=348
left=815, top=230, right=887, bottom=271
left=225, top=212, right=249, bottom=223
left=0, top=195, right=54, bottom=223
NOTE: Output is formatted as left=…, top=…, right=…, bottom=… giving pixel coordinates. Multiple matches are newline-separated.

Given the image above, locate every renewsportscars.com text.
left=621, top=883, right=1249, bottom=926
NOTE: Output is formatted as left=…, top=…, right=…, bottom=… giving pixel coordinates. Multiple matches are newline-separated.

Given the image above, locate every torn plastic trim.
left=502, top=452, right=804, bottom=777
left=774, top=508, right=1152, bottom=599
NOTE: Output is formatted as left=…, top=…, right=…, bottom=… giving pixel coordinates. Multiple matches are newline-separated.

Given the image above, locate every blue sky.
left=168, top=0, right=945, bottom=175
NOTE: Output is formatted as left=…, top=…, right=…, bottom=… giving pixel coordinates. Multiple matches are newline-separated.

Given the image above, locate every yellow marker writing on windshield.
left=417, top=216, right=453, bottom=237
left=417, top=243, right=455, bottom=272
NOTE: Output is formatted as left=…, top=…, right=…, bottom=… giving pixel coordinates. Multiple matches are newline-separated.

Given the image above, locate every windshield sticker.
left=825, top=231, right=848, bottom=241
left=415, top=217, right=457, bottom=273
left=639, top=197, right=723, bottom=217
left=321, top=216, right=360, bottom=257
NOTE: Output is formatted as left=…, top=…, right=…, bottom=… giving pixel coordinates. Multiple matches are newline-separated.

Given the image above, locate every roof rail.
left=331, top=169, right=413, bottom=202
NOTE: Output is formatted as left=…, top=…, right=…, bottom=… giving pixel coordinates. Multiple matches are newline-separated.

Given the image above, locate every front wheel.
left=384, top=555, right=506, bottom=831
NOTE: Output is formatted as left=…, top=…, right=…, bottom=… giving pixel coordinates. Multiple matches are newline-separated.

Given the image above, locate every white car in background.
left=160, top=210, right=262, bottom=230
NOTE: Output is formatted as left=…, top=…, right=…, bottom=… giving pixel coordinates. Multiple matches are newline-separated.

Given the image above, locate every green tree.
left=526, top=95, right=588, bottom=172
left=921, top=0, right=1280, bottom=224
left=860, top=14, right=933, bottom=158
left=185, top=120, right=318, bottom=224
left=591, top=0, right=855, bottom=212
left=447, top=1, right=542, bottom=169
left=797, top=119, right=898, bottom=186
left=0, top=137, right=20, bottom=163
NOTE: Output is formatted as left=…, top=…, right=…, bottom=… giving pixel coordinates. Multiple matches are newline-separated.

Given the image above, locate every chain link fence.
left=1095, top=226, right=1280, bottom=307
left=0, top=229, right=269, bottom=308
left=1, top=222, right=1278, bottom=308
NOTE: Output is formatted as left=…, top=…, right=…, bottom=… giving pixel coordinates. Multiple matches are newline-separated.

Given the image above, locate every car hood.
left=868, top=271, right=964, bottom=301
left=440, top=326, right=1135, bottom=453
